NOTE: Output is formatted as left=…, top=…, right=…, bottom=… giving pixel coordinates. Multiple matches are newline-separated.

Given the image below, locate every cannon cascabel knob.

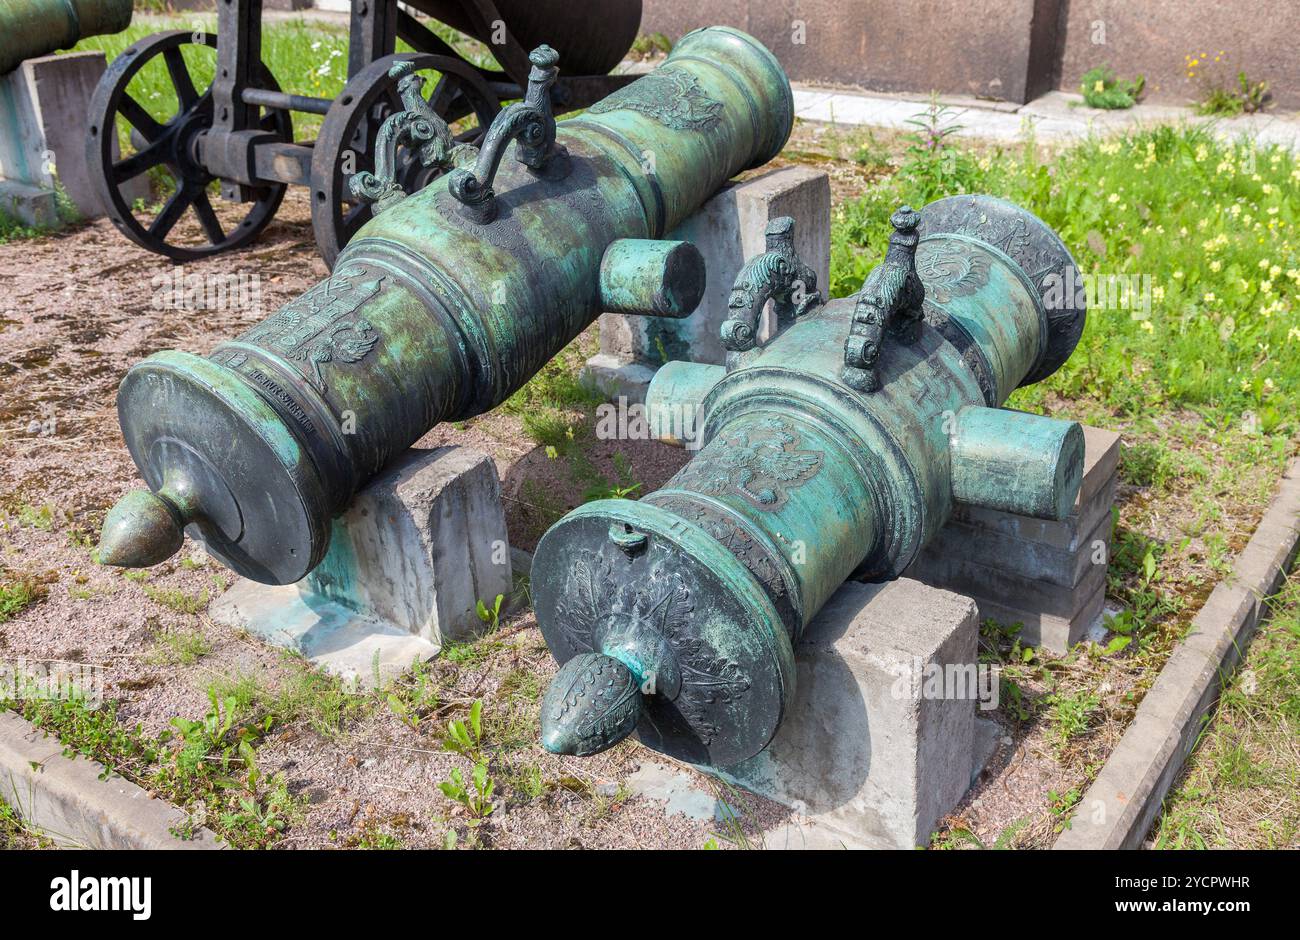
left=95, top=489, right=186, bottom=568
left=540, top=652, right=643, bottom=756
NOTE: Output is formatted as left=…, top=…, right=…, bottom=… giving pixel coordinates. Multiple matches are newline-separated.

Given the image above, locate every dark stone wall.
left=1058, top=0, right=1299, bottom=109
left=640, top=0, right=1057, bottom=104
left=640, top=0, right=1298, bottom=108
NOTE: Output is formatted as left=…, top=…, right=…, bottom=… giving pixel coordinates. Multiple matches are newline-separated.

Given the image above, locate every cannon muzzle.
left=99, top=27, right=793, bottom=584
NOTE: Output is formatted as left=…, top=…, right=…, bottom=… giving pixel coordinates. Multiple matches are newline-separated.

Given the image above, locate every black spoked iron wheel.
left=86, top=30, right=293, bottom=261
left=310, top=53, right=499, bottom=268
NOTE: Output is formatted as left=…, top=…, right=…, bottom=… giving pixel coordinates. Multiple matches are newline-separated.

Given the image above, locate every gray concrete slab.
left=0, top=52, right=146, bottom=221
left=710, top=578, right=983, bottom=849
left=918, top=494, right=1113, bottom=590
left=0, top=710, right=222, bottom=849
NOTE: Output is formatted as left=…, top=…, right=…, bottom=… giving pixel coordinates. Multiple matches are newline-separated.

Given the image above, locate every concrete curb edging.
left=0, top=711, right=224, bottom=849
left=1054, top=456, right=1300, bottom=849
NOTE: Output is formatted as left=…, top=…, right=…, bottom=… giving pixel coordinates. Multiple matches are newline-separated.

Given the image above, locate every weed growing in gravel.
left=1045, top=688, right=1102, bottom=753
left=475, top=593, right=505, bottom=632
left=142, top=585, right=210, bottom=615
left=145, top=625, right=211, bottom=665
left=385, top=659, right=441, bottom=733
left=0, top=572, right=47, bottom=622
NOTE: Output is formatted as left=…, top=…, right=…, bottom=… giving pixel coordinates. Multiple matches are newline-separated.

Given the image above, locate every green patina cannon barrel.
left=534, top=194, right=1087, bottom=766
left=96, top=27, right=792, bottom=585
left=0, top=0, right=131, bottom=74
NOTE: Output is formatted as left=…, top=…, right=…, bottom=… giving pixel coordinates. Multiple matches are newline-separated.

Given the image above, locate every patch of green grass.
left=145, top=625, right=211, bottom=665
left=1045, top=688, right=1102, bottom=753
left=522, top=407, right=576, bottom=448
left=500, top=331, right=602, bottom=418
left=142, top=584, right=210, bottom=615
left=1152, top=572, right=1300, bottom=848
left=14, top=503, right=55, bottom=530
left=0, top=187, right=81, bottom=244
left=832, top=122, right=1300, bottom=434
left=210, top=657, right=368, bottom=739
left=4, top=687, right=304, bottom=849
left=0, top=573, right=47, bottom=622
left=500, top=761, right=548, bottom=802
left=1118, top=439, right=1180, bottom=490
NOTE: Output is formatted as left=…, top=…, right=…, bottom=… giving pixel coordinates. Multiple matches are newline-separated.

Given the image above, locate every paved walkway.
left=791, top=87, right=1300, bottom=150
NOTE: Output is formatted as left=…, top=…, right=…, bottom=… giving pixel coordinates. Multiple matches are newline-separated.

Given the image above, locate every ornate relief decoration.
left=557, top=550, right=750, bottom=746
left=674, top=415, right=822, bottom=510
left=588, top=66, right=723, bottom=131
left=916, top=241, right=992, bottom=303
left=241, top=265, right=383, bottom=393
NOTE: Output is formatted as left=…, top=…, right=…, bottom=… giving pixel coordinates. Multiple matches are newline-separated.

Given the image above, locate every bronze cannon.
left=96, top=28, right=793, bottom=587
left=534, top=196, right=1087, bottom=766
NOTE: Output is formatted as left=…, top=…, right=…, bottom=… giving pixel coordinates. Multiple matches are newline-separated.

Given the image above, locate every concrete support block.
left=582, top=166, right=831, bottom=401
left=905, top=425, right=1120, bottom=653
left=713, top=578, right=985, bottom=849
left=0, top=52, right=141, bottom=221
left=0, top=178, right=58, bottom=227
left=211, top=447, right=512, bottom=686
left=578, top=354, right=660, bottom=407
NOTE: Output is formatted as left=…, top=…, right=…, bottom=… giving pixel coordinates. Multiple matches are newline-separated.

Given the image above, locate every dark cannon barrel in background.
left=0, top=0, right=132, bottom=74
left=411, top=0, right=643, bottom=77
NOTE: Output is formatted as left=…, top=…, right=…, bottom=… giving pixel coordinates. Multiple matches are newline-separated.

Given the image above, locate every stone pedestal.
left=582, top=165, right=831, bottom=403
left=904, top=425, right=1122, bottom=653
left=211, top=447, right=512, bottom=686
left=710, top=578, right=993, bottom=849
left=0, top=52, right=141, bottom=224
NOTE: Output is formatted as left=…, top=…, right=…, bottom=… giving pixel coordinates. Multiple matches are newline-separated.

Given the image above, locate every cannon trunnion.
left=535, top=195, right=1087, bottom=766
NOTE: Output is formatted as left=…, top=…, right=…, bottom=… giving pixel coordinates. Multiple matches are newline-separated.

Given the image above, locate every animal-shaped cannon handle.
left=348, top=61, right=476, bottom=214
left=447, top=45, right=562, bottom=224
left=841, top=205, right=926, bottom=392
left=720, top=217, right=822, bottom=371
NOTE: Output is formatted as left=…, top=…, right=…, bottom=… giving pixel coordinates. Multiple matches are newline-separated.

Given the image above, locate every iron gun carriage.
left=84, top=0, right=643, bottom=264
